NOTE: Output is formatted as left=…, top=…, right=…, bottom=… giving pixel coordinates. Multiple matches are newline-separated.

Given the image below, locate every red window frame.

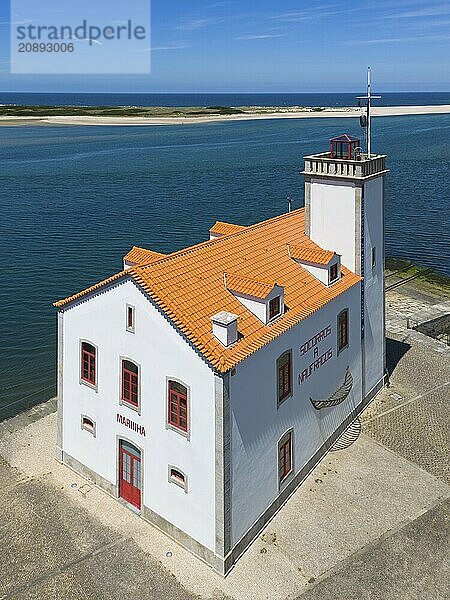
left=81, top=342, right=96, bottom=385
left=121, top=360, right=139, bottom=408
left=338, top=309, right=349, bottom=351
left=269, top=296, right=281, bottom=320
left=168, top=380, right=188, bottom=433
left=279, top=432, right=292, bottom=483
left=127, top=306, right=134, bottom=330
left=277, top=351, right=292, bottom=403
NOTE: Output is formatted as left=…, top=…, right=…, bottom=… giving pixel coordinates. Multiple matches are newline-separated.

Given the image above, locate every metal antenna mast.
left=356, top=67, right=381, bottom=157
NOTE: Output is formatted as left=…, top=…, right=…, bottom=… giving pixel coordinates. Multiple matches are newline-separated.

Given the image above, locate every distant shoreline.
left=0, top=104, right=449, bottom=126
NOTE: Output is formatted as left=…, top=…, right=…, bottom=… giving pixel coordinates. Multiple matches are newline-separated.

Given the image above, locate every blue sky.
left=1, top=0, right=449, bottom=92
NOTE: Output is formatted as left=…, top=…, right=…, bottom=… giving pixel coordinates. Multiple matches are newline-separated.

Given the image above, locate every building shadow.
left=386, top=336, right=411, bottom=377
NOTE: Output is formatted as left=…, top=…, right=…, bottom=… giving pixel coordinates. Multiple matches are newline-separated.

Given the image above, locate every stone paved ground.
left=0, top=455, right=197, bottom=600
left=0, top=284, right=448, bottom=600
left=297, top=498, right=449, bottom=600
left=362, top=334, right=449, bottom=483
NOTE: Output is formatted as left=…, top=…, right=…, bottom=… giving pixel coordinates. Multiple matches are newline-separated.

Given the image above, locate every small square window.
left=269, top=296, right=281, bottom=320
left=126, top=305, right=135, bottom=333
left=168, top=466, right=188, bottom=492
left=81, top=415, right=96, bottom=436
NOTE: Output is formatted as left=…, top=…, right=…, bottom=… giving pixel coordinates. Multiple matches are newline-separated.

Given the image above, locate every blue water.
left=0, top=114, right=449, bottom=415
left=1, top=91, right=449, bottom=107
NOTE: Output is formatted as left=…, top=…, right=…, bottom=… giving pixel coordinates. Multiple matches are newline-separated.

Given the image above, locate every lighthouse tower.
left=302, top=131, right=388, bottom=400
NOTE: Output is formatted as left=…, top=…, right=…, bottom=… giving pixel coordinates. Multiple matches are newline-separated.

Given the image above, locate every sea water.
left=1, top=113, right=449, bottom=414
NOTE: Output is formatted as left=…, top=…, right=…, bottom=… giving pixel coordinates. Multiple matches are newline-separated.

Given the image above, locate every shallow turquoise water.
left=1, top=115, right=449, bottom=414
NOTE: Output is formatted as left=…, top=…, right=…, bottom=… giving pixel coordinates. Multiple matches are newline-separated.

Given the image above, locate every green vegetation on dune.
left=0, top=104, right=353, bottom=119
left=0, top=104, right=248, bottom=118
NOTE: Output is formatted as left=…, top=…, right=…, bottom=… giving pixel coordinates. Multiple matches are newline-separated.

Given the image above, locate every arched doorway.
left=119, top=440, right=141, bottom=509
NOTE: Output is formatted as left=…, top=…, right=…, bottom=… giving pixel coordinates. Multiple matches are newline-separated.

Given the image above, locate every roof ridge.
left=211, top=219, right=245, bottom=226
left=139, top=208, right=305, bottom=271
left=226, top=271, right=275, bottom=287
left=131, top=245, right=152, bottom=252
left=54, top=269, right=129, bottom=307
left=55, top=209, right=305, bottom=309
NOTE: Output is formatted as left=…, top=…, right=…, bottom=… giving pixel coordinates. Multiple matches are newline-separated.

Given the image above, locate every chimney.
left=211, top=311, right=239, bottom=347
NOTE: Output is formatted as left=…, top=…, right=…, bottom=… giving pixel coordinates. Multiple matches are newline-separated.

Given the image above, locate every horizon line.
left=1, top=90, right=449, bottom=94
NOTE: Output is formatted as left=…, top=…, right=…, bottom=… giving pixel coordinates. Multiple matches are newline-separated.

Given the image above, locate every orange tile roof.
left=210, top=221, right=247, bottom=236
left=55, top=209, right=360, bottom=372
left=226, top=273, right=275, bottom=299
left=123, top=246, right=165, bottom=266
left=289, top=244, right=334, bottom=265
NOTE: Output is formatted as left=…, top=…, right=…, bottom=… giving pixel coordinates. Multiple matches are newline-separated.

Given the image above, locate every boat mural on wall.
left=310, top=367, right=353, bottom=410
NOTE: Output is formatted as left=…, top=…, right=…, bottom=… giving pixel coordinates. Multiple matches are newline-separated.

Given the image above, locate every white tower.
left=302, top=115, right=388, bottom=400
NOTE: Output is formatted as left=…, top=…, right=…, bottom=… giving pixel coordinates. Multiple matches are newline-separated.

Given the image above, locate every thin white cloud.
left=0, top=19, right=35, bottom=25
left=176, top=17, right=224, bottom=31
left=270, top=4, right=359, bottom=22
left=344, top=33, right=450, bottom=44
left=134, top=44, right=190, bottom=53
left=383, top=4, right=450, bottom=18
left=236, top=33, right=287, bottom=40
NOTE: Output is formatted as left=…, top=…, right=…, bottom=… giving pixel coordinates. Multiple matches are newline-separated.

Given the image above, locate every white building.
left=54, top=135, right=388, bottom=576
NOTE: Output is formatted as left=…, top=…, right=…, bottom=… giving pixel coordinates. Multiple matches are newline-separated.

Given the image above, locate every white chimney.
left=211, top=311, right=239, bottom=347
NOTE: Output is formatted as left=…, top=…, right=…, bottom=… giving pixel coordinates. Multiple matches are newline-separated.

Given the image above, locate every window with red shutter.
left=168, top=380, right=188, bottom=434
left=277, top=351, right=292, bottom=404
left=278, top=431, right=293, bottom=484
left=337, top=309, right=349, bottom=352
left=121, top=360, right=139, bottom=408
left=81, top=342, right=96, bottom=386
left=126, top=304, right=135, bottom=332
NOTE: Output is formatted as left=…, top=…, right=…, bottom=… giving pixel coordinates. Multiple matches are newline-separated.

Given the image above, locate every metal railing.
left=303, top=152, right=387, bottom=179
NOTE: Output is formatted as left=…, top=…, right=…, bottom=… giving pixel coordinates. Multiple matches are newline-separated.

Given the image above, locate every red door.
left=119, top=441, right=141, bottom=509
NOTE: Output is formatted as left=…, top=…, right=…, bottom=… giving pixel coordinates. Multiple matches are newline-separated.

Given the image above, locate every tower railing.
left=303, top=152, right=387, bottom=180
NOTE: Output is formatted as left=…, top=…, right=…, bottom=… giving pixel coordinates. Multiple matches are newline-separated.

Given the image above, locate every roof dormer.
left=209, top=221, right=247, bottom=240
left=123, top=246, right=165, bottom=269
left=225, top=273, right=284, bottom=324
left=288, top=244, right=341, bottom=286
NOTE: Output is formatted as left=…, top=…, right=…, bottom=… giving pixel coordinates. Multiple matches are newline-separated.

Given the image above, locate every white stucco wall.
left=60, top=279, right=216, bottom=552
left=309, top=178, right=356, bottom=271
left=297, top=261, right=328, bottom=285
left=298, top=259, right=342, bottom=286
left=228, top=285, right=362, bottom=546
left=230, top=285, right=284, bottom=324
left=362, top=176, right=385, bottom=393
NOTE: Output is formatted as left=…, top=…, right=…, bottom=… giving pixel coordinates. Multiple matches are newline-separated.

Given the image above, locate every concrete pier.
left=0, top=279, right=448, bottom=600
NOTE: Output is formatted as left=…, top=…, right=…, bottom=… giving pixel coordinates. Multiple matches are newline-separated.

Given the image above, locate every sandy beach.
left=0, top=104, right=449, bottom=126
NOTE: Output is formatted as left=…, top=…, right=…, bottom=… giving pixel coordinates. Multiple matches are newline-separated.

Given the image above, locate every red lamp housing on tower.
left=330, top=134, right=361, bottom=160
